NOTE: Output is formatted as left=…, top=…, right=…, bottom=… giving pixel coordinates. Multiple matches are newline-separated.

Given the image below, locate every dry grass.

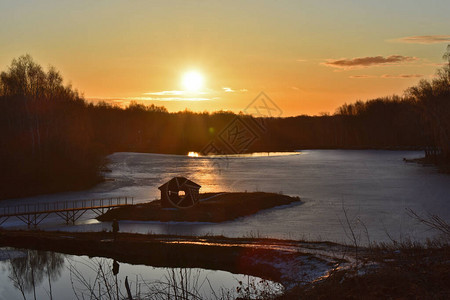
left=278, top=230, right=450, bottom=300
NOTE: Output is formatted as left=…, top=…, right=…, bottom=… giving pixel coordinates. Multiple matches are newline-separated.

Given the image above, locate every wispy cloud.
left=323, top=55, right=418, bottom=70
left=222, top=87, right=248, bottom=93
left=223, top=87, right=234, bottom=92
left=349, top=74, right=423, bottom=79
left=290, top=86, right=307, bottom=92
left=391, top=35, right=450, bottom=44
left=381, top=74, right=423, bottom=79
left=349, top=75, right=377, bottom=79
left=93, top=87, right=246, bottom=105
left=149, top=97, right=211, bottom=101
left=88, top=96, right=211, bottom=102
left=144, top=90, right=184, bottom=96
left=424, top=62, right=447, bottom=67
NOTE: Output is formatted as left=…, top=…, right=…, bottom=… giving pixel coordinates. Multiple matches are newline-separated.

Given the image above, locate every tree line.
left=0, top=55, right=102, bottom=199
left=0, top=48, right=449, bottom=199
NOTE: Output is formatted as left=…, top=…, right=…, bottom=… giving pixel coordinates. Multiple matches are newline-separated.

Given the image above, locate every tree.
left=0, top=55, right=101, bottom=199
left=406, top=45, right=450, bottom=159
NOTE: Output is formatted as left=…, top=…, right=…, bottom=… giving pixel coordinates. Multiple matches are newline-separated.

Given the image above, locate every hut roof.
left=158, top=177, right=201, bottom=190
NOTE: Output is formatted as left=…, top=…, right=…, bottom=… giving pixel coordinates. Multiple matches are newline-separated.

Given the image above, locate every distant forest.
left=1, top=48, right=449, bottom=199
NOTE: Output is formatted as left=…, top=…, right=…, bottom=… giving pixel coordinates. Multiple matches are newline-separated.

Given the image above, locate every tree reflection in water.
left=68, top=257, right=283, bottom=300
left=4, top=250, right=282, bottom=299
left=7, top=249, right=65, bottom=300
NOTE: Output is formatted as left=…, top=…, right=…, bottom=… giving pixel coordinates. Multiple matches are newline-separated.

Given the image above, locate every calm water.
left=2, top=150, right=450, bottom=244
left=0, top=248, right=281, bottom=299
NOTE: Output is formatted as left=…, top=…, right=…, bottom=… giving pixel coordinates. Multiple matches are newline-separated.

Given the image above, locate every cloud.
left=323, top=55, right=418, bottom=70
left=425, top=62, right=447, bottom=67
left=392, top=35, right=450, bottom=44
left=381, top=74, right=423, bottom=79
left=223, top=87, right=235, bottom=92
left=349, top=74, right=423, bottom=79
left=349, top=75, right=377, bottom=79
left=148, top=97, right=210, bottom=101
left=144, top=90, right=184, bottom=96
left=296, top=59, right=307, bottom=62
left=222, top=87, right=248, bottom=93
left=88, top=96, right=211, bottom=102
left=290, top=86, right=307, bottom=93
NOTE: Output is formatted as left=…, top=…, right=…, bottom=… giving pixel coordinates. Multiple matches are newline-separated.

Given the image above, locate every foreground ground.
left=0, top=230, right=449, bottom=299
left=283, top=240, right=450, bottom=299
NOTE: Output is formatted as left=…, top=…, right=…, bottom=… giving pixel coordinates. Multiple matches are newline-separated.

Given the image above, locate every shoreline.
left=0, top=230, right=340, bottom=291
left=404, top=156, right=450, bottom=174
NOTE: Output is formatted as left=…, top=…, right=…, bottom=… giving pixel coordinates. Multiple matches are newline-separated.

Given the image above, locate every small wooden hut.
left=158, top=177, right=201, bottom=208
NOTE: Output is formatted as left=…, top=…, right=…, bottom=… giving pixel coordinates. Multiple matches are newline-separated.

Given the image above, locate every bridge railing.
left=0, top=197, right=133, bottom=216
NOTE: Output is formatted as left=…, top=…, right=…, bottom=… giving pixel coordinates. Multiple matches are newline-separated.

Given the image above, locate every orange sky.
left=1, top=0, right=449, bottom=116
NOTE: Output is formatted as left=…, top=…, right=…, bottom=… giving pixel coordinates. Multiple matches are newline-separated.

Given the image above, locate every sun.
left=182, top=71, right=204, bottom=92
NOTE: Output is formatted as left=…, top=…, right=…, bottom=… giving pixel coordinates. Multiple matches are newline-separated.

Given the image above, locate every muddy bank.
left=98, top=192, right=301, bottom=223
left=0, top=230, right=336, bottom=290
left=284, top=242, right=450, bottom=299
left=404, top=156, right=450, bottom=173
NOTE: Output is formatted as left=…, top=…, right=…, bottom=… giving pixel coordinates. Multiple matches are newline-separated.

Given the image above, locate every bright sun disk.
left=182, top=71, right=204, bottom=92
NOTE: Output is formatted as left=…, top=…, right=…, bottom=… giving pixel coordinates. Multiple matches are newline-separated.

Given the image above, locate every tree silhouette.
left=407, top=45, right=450, bottom=159
left=0, top=55, right=102, bottom=199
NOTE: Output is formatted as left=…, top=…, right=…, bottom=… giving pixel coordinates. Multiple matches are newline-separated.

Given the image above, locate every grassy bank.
left=281, top=240, right=450, bottom=299
left=98, top=192, right=301, bottom=223
left=0, top=230, right=334, bottom=291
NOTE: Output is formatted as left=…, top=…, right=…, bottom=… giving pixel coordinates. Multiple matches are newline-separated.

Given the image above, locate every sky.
left=1, top=0, right=449, bottom=116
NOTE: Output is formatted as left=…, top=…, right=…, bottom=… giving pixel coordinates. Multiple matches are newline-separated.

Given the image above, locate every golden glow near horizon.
left=188, top=151, right=199, bottom=157
left=182, top=71, right=204, bottom=92
left=1, top=1, right=449, bottom=116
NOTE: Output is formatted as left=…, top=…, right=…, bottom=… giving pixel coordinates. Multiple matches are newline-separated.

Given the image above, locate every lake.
left=1, top=150, right=450, bottom=244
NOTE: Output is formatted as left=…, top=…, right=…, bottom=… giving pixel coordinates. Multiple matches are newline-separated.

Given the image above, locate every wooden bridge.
left=0, top=197, right=133, bottom=228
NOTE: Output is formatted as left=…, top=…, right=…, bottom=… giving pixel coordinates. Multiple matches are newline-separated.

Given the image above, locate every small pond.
left=0, top=248, right=283, bottom=299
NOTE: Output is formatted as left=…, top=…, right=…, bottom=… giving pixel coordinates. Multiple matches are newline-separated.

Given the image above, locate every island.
left=97, top=192, right=301, bottom=223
